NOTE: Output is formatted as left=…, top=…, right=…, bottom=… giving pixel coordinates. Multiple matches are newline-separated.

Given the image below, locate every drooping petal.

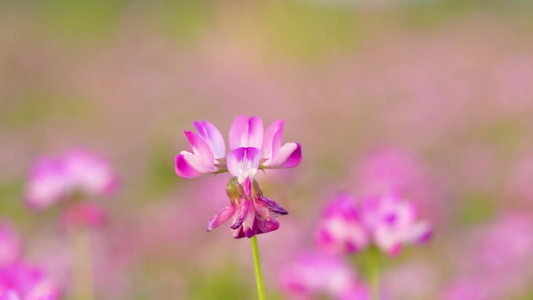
left=193, top=120, right=226, bottom=159
left=229, top=116, right=264, bottom=150
left=243, top=202, right=257, bottom=238
left=262, top=120, right=284, bottom=161
left=266, top=142, right=302, bottom=168
left=226, top=147, right=261, bottom=183
left=256, top=214, right=280, bottom=234
left=231, top=200, right=250, bottom=230
left=207, top=206, right=236, bottom=231
left=255, top=196, right=288, bottom=216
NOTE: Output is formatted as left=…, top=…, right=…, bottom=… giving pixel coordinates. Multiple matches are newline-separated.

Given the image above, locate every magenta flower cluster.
left=316, top=192, right=432, bottom=256
left=24, top=149, right=117, bottom=228
left=0, top=222, right=60, bottom=300
left=175, top=116, right=302, bottom=238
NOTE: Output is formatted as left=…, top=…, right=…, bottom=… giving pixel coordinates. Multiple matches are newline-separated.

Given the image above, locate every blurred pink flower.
left=25, top=149, right=117, bottom=210
left=316, top=193, right=431, bottom=256
left=0, top=262, right=60, bottom=300
left=315, top=194, right=368, bottom=255
left=278, top=252, right=368, bottom=300
left=0, top=221, right=60, bottom=300
left=361, top=193, right=432, bottom=255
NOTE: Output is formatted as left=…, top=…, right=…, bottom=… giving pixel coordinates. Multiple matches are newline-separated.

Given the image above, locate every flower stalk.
left=70, top=224, right=95, bottom=300
left=250, top=235, right=266, bottom=300
left=367, top=248, right=380, bottom=300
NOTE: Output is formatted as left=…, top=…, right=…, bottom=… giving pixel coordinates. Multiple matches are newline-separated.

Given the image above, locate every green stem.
left=69, top=224, right=95, bottom=300
left=250, top=235, right=266, bottom=300
left=368, top=249, right=380, bottom=300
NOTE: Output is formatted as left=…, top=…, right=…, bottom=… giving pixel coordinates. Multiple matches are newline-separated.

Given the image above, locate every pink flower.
left=0, top=221, right=60, bottom=300
left=175, top=116, right=302, bottom=178
left=0, top=262, right=60, bottom=300
left=25, top=149, right=117, bottom=210
left=175, top=116, right=301, bottom=238
left=278, top=252, right=368, bottom=300
left=316, top=193, right=431, bottom=256
left=207, top=177, right=288, bottom=238
left=315, top=194, right=369, bottom=255
left=360, top=193, right=432, bottom=256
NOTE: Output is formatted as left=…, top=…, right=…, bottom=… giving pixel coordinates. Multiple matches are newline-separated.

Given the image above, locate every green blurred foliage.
left=40, top=0, right=126, bottom=43
left=188, top=263, right=254, bottom=300
left=1, top=92, right=95, bottom=128
left=149, top=1, right=214, bottom=43
left=261, top=1, right=362, bottom=60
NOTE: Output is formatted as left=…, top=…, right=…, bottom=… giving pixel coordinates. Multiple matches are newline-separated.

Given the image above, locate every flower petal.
left=226, top=147, right=261, bottom=183
left=193, top=120, right=226, bottom=159
left=256, top=196, right=288, bottom=216
left=175, top=153, right=206, bottom=178
left=267, top=142, right=302, bottom=168
left=256, top=214, right=280, bottom=234
left=229, top=116, right=264, bottom=150
left=262, top=119, right=284, bottom=160
left=207, top=206, right=236, bottom=231
left=243, top=203, right=257, bottom=238
left=175, top=131, right=217, bottom=178
left=184, top=131, right=214, bottom=163
left=231, top=200, right=250, bottom=230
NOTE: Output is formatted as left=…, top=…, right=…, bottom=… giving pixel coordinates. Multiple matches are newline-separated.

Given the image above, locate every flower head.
left=25, top=149, right=117, bottom=210
left=0, top=262, right=60, bottom=300
left=175, top=116, right=301, bottom=238
left=361, top=193, right=432, bottom=255
left=315, top=194, right=368, bottom=255
left=0, top=221, right=60, bottom=300
left=316, top=193, right=431, bottom=256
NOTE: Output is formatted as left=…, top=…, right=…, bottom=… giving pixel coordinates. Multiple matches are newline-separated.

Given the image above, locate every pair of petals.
left=261, top=119, right=302, bottom=168
left=175, top=120, right=226, bottom=178
left=231, top=116, right=302, bottom=169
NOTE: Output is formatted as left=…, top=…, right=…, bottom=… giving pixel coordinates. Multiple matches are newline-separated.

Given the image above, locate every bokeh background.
left=2, top=0, right=533, bottom=299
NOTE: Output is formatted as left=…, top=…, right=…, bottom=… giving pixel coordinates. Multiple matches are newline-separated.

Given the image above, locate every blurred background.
left=1, top=0, right=533, bottom=299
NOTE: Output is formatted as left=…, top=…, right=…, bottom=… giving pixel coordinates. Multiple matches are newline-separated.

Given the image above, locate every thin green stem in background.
left=250, top=235, right=266, bottom=300
left=368, top=248, right=380, bottom=300
left=69, top=224, right=95, bottom=300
